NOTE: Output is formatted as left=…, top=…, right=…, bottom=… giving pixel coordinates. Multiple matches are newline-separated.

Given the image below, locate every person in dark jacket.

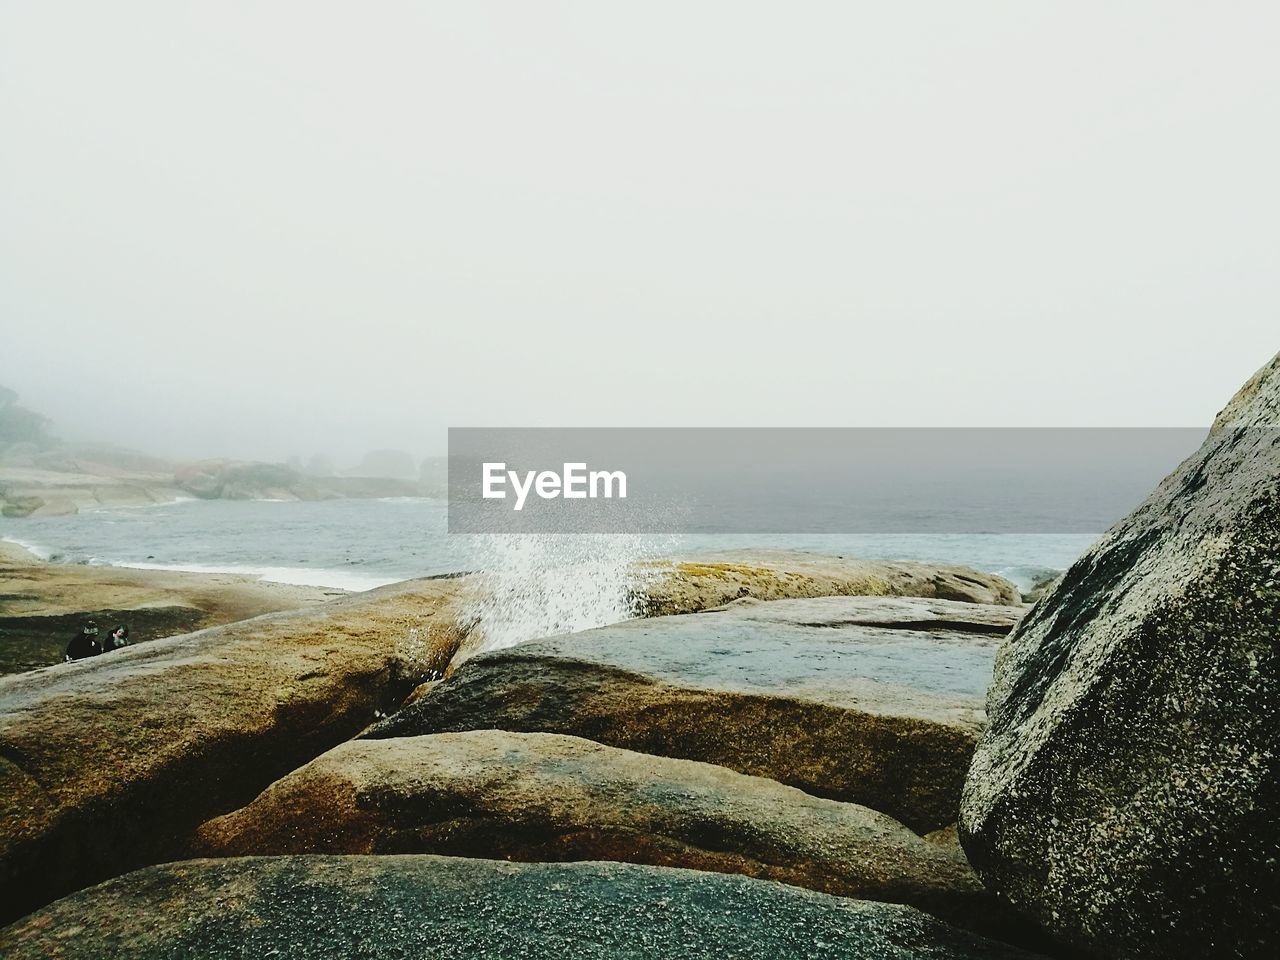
left=103, top=624, right=129, bottom=652
left=65, top=622, right=102, bottom=661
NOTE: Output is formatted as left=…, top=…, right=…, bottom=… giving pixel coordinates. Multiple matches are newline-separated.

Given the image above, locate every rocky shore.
left=0, top=457, right=433, bottom=518
left=0, top=391, right=439, bottom=516
left=0, top=552, right=1020, bottom=928
left=1, top=354, right=1276, bottom=958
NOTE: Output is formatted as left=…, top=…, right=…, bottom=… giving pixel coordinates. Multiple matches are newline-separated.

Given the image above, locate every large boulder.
left=369, top=595, right=1025, bottom=832
left=0, top=577, right=466, bottom=924
left=193, top=730, right=1020, bottom=937
left=174, top=458, right=307, bottom=500
left=960, top=353, right=1280, bottom=959
left=0, top=855, right=1049, bottom=959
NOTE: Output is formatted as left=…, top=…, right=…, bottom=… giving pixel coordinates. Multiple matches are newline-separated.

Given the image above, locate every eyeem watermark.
left=482, top=462, right=627, bottom=511
left=449, top=427, right=1214, bottom=533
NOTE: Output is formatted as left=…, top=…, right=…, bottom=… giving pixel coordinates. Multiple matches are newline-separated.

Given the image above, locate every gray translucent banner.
left=447, top=428, right=1211, bottom=534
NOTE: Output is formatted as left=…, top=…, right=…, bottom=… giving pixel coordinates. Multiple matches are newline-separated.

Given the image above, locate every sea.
left=1, top=497, right=1098, bottom=649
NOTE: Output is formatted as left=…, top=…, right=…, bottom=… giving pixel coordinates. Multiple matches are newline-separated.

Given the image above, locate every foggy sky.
left=2, top=2, right=1277, bottom=464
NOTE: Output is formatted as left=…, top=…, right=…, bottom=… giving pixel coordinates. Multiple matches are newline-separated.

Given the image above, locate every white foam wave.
left=1, top=535, right=54, bottom=561
left=462, top=534, right=677, bottom=652
left=113, top=560, right=400, bottom=592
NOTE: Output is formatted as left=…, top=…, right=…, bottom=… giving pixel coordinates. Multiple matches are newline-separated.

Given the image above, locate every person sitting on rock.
left=103, top=624, right=129, bottom=652
left=64, top=622, right=102, bottom=661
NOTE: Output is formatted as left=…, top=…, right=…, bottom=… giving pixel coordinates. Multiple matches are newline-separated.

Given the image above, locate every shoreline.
left=0, top=458, right=441, bottom=519
left=0, top=533, right=414, bottom=593
left=0, top=538, right=345, bottom=674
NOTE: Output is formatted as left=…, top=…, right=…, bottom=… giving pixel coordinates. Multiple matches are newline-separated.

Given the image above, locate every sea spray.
left=462, top=534, right=677, bottom=651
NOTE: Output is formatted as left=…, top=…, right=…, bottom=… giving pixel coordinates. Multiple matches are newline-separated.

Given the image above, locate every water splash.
left=462, top=534, right=677, bottom=651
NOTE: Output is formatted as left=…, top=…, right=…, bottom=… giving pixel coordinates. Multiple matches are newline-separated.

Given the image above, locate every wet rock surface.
left=369, top=596, right=1025, bottom=832
left=444, top=550, right=1022, bottom=668
left=193, top=729, right=1026, bottom=938
left=0, top=855, right=1049, bottom=960
left=960, top=352, right=1280, bottom=959
left=0, top=558, right=1022, bottom=925
left=0, top=577, right=467, bottom=925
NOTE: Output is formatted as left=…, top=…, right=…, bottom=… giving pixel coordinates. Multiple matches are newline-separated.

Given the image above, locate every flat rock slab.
left=369, top=596, right=1025, bottom=831
left=447, top=549, right=1022, bottom=665
left=194, top=730, right=1033, bottom=941
left=636, top=550, right=1023, bottom=616
left=0, top=855, right=1048, bottom=960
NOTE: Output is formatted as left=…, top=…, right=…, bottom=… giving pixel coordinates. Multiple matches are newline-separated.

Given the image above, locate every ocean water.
left=0, top=497, right=1097, bottom=589
left=3, top=498, right=467, bottom=592
left=1, top=497, right=1099, bottom=650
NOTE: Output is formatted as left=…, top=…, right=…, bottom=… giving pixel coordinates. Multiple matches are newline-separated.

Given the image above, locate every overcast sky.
left=1, top=2, right=1277, bottom=463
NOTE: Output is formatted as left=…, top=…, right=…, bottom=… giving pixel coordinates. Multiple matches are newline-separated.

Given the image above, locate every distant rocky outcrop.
left=0, top=464, right=182, bottom=517
left=192, top=730, right=1028, bottom=938
left=174, top=458, right=304, bottom=499
left=0, top=447, right=433, bottom=517
left=0, top=856, right=1050, bottom=960
left=0, top=386, right=439, bottom=515
left=172, top=458, right=428, bottom=501
left=0, top=387, right=186, bottom=516
left=960, top=352, right=1280, bottom=959
left=370, top=595, right=1025, bottom=833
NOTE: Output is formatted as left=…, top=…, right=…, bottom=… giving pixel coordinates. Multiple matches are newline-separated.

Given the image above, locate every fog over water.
left=3, top=2, right=1278, bottom=465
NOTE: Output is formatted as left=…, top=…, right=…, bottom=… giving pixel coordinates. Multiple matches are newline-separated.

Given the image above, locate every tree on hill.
left=0, top=385, right=53, bottom=445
